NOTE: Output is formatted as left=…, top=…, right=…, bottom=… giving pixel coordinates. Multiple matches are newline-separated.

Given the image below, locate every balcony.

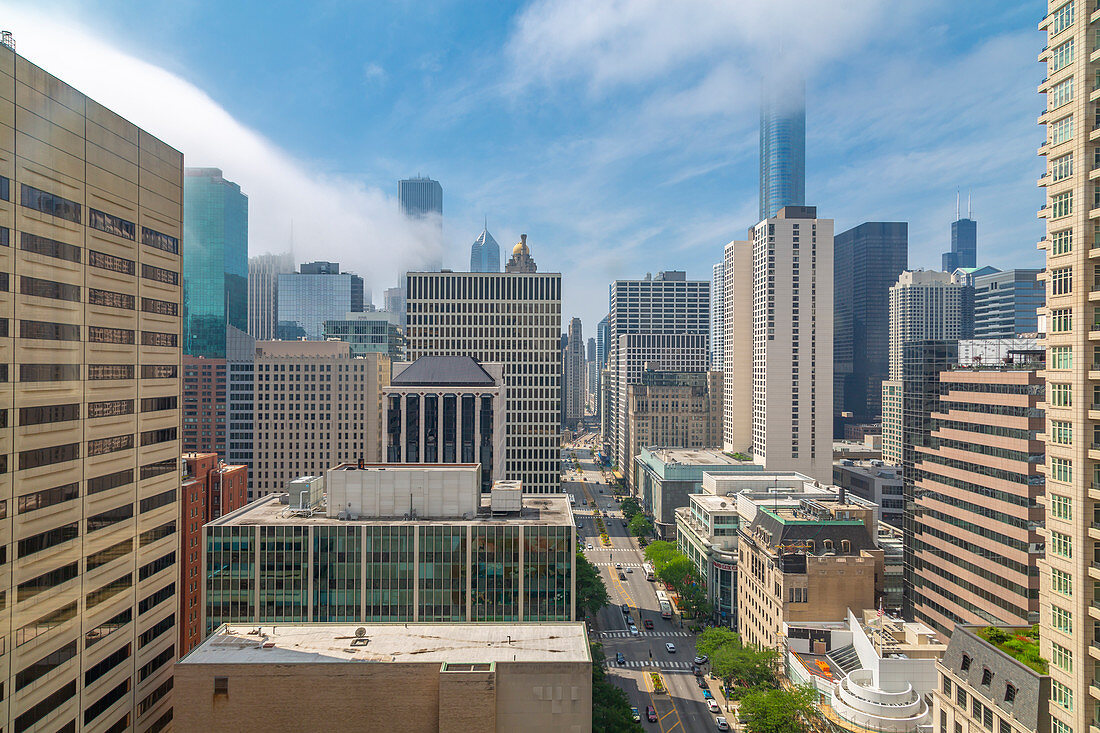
left=1089, top=561, right=1100, bottom=582
left=1090, top=482, right=1100, bottom=501
left=1090, top=522, right=1100, bottom=541
left=1038, top=205, right=1049, bottom=218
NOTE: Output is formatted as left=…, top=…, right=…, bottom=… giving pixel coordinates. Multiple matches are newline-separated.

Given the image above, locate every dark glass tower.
left=942, top=217, right=977, bottom=271
left=759, top=80, right=806, bottom=221
left=833, top=222, right=908, bottom=426
left=399, top=176, right=444, bottom=270
left=183, top=167, right=248, bottom=357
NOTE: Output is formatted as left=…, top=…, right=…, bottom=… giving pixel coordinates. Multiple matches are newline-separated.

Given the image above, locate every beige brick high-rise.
left=1037, top=3, right=1093, bottom=732
left=0, top=46, right=180, bottom=730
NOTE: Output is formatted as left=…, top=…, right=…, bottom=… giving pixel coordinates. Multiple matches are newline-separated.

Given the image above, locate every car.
left=694, top=655, right=709, bottom=666
left=586, top=543, right=593, bottom=550
left=646, top=706, right=658, bottom=723
left=629, top=625, right=640, bottom=635
left=582, top=499, right=587, bottom=505
left=643, top=619, right=654, bottom=629
left=615, top=563, right=622, bottom=569
left=626, top=567, right=633, bottom=573
left=707, top=699, right=721, bottom=713
left=616, top=652, right=626, bottom=665
left=702, top=689, right=714, bottom=700
left=715, top=717, right=730, bottom=731
left=665, top=642, right=676, bottom=653
left=618, top=572, right=626, bottom=580
left=697, top=676, right=709, bottom=689
left=621, top=520, right=628, bottom=527
left=621, top=603, right=630, bottom=614
left=631, top=707, right=641, bottom=723
left=576, top=523, right=583, bottom=530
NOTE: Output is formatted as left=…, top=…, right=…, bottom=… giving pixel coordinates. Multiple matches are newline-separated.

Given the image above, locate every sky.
left=2, top=0, right=1046, bottom=332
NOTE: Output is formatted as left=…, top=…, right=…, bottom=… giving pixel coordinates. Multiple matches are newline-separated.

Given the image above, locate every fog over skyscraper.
left=759, top=78, right=806, bottom=221
left=399, top=176, right=444, bottom=271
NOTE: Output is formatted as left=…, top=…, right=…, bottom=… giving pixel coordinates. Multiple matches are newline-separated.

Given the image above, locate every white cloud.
left=1, top=5, right=438, bottom=301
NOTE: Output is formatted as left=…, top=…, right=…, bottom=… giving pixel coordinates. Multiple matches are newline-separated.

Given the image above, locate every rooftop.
left=644, top=448, right=752, bottom=466
left=210, top=493, right=573, bottom=527
left=180, top=623, right=591, bottom=666
left=689, top=494, right=741, bottom=513
left=390, top=356, right=497, bottom=387
left=973, top=625, right=1046, bottom=674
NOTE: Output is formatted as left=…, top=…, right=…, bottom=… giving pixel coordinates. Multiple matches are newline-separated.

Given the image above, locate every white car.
left=665, top=642, right=676, bottom=653
left=707, top=699, right=721, bottom=713
left=586, top=543, right=593, bottom=550
left=715, top=717, right=730, bottom=731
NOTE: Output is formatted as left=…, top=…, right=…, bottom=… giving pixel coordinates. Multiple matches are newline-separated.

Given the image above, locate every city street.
left=564, top=438, right=730, bottom=733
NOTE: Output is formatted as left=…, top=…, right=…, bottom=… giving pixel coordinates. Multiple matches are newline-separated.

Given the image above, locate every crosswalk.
left=596, top=630, right=692, bottom=639
left=613, top=660, right=695, bottom=670
left=593, top=562, right=642, bottom=568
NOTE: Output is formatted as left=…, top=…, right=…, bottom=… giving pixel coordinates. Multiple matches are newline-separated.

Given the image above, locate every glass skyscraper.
left=183, top=167, right=248, bottom=357
left=470, top=225, right=501, bottom=272
left=399, top=176, right=444, bottom=271
left=759, top=80, right=806, bottom=221
left=276, top=261, right=365, bottom=339
left=941, top=216, right=977, bottom=271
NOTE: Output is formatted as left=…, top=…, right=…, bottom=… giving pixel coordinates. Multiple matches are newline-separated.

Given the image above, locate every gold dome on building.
left=513, top=233, right=529, bottom=256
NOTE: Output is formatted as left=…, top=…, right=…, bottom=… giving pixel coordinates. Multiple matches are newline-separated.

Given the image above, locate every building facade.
left=941, top=215, right=977, bottom=272
left=382, top=357, right=506, bottom=491
left=724, top=206, right=834, bottom=483
left=175, top=623, right=591, bottom=733
left=832, top=461, right=904, bottom=528
left=973, top=268, right=1044, bottom=339
left=886, top=271, right=965, bottom=382
left=323, top=311, right=403, bottom=359
left=182, top=355, right=226, bottom=455
left=226, top=325, right=256, bottom=488
left=250, top=341, right=388, bottom=498
left=0, top=45, right=180, bottom=731
left=470, top=225, right=500, bottom=273
left=833, top=222, right=908, bottom=425
left=183, top=167, right=248, bottom=358
left=711, top=260, right=725, bottom=371
left=276, top=261, right=365, bottom=340
left=565, top=318, right=584, bottom=428
left=625, top=368, right=724, bottom=490
left=675, top=493, right=739, bottom=627
left=247, top=251, right=293, bottom=341
left=759, top=78, right=806, bottom=221
left=405, top=239, right=561, bottom=493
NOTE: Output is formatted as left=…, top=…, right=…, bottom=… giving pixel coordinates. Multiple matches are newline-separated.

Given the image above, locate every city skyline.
left=1, top=1, right=1044, bottom=328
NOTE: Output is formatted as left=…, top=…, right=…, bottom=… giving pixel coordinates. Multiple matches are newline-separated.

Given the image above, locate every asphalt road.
left=564, top=438, right=730, bottom=733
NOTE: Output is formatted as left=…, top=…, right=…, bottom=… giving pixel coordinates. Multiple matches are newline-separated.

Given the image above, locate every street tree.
left=643, top=541, right=679, bottom=571
left=738, top=686, right=816, bottom=733
left=628, top=513, right=652, bottom=538
left=575, top=552, right=610, bottom=618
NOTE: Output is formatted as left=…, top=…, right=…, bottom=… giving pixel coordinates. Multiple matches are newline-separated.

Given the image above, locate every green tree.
left=677, top=581, right=711, bottom=620
left=696, top=627, right=741, bottom=658
left=619, top=497, right=641, bottom=520
left=738, top=686, right=816, bottom=733
left=575, top=552, right=610, bottom=618
left=643, top=541, right=679, bottom=571
left=591, top=643, right=644, bottom=731
left=656, top=555, right=696, bottom=590
left=628, top=514, right=652, bottom=538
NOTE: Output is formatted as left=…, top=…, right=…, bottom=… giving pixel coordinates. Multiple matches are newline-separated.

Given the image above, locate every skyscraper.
left=405, top=237, right=562, bottom=493
left=759, top=79, right=806, bottom=221
left=565, top=318, right=585, bottom=427
left=724, top=206, right=834, bottom=483
left=711, top=261, right=725, bottom=371
left=941, top=198, right=977, bottom=272
left=183, top=167, right=248, bottom=358
left=973, top=269, right=1044, bottom=338
left=833, top=222, right=908, bottom=424
left=1037, top=4, right=1090, bottom=730
left=1, top=45, right=180, bottom=731
left=247, top=251, right=294, bottom=340
left=399, top=176, right=443, bottom=271
left=469, top=225, right=501, bottom=272
left=383, top=285, right=406, bottom=329
left=276, top=261, right=365, bottom=339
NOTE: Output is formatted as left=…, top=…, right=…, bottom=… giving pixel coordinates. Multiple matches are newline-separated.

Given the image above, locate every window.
left=87, top=503, right=133, bottom=533
left=141, top=364, right=177, bottom=379
left=214, top=677, right=229, bottom=695
left=1051, top=530, right=1073, bottom=558
left=1051, top=420, right=1073, bottom=445
left=138, top=582, right=174, bottom=615
left=84, top=643, right=130, bottom=687
left=1050, top=346, right=1073, bottom=370
left=141, top=263, right=178, bottom=286
left=86, top=539, right=133, bottom=571
left=1049, top=77, right=1074, bottom=110
left=139, top=521, right=175, bottom=546
left=18, top=483, right=78, bottom=515
left=19, top=403, right=78, bottom=426
left=1053, top=717, right=1073, bottom=733
left=21, top=276, right=80, bottom=302
left=88, top=288, right=135, bottom=310
left=87, top=399, right=135, bottom=419
left=16, top=600, right=78, bottom=648
left=17, top=562, right=78, bottom=602
left=141, top=226, right=179, bottom=254
left=1052, top=604, right=1073, bottom=634
left=942, top=674, right=952, bottom=696
left=16, top=640, right=77, bottom=690
left=1051, top=192, right=1073, bottom=219
left=139, top=551, right=174, bottom=581
left=1050, top=495, right=1073, bottom=521
left=1051, top=266, right=1073, bottom=294
left=1050, top=642, right=1073, bottom=673
left=140, top=459, right=176, bottom=480
left=140, top=645, right=174, bottom=682
left=20, top=231, right=81, bottom=262
left=1052, top=679, right=1074, bottom=711
left=88, top=209, right=135, bottom=240
left=87, top=434, right=134, bottom=457
left=20, top=320, right=80, bottom=341
left=140, top=427, right=176, bottom=447
left=1051, top=308, right=1073, bottom=332
left=960, top=653, right=972, bottom=671
left=1051, top=115, right=1073, bottom=145
left=88, top=469, right=133, bottom=495
left=1051, top=456, right=1073, bottom=483
left=138, top=677, right=173, bottom=715
left=87, top=609, right=132, bottom=649
left=88, top=326, right=135, bottom=344
left=84, top=679, right=130, bottom=727
left=88, top=364, right=135, bottom=380
left=20, top=364, right=80, bottom=382
left=141, top=331, right=177, bottom=348
left=1050, top=383, right=1072, bottom=406
left=141, top=297, right=178, bottom=316
left=20, top=183, right=81, bottom=223
left=1051, top=153, right=1073, bottom=181
left=140, top=489, right=176, bottom=514
left=19, top=442, right=79, bottom=470
left=86, top=573, right=132, bottom=608
left=138, top=613, right=173, bottom=648
left=1051, top=2, right=1075, bottom=37
left=88, top=249, right=135, bottom=275
left=1051, top=37, right=1075, bottom=72
left=981, top=668, right=993, bottom=686
left=1051, top=229, right=1072, bottom=255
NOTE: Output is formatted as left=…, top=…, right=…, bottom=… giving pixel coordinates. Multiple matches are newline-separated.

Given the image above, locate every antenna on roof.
left=967, top=189, right=972, bottom=219
left=955, top=188, right=960, bottom=221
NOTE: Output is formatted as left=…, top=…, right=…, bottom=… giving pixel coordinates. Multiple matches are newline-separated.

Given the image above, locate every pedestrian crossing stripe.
left=612, top=660, right=694, bottom=669
left=596, top=630, right=691, bottom=638
left=594, top=562, right=642, bottom=567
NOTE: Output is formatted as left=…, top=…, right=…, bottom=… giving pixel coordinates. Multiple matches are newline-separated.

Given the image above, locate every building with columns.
left=382, top=356, right=506, bottom=492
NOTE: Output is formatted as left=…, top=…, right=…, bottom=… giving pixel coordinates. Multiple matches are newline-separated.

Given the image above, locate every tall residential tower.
left=759, top=79, right=806, bottom=221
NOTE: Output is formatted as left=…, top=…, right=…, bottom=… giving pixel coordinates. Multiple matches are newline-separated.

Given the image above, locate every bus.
left=569, top=494, right=576, bottom=506
left=642, top=563, right=655, bottom=582
left=655, top=590, right=673, bottom=620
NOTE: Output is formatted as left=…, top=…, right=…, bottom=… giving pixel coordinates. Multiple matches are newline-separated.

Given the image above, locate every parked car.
left=702, top=689, right=713, bottom=700
left=646, top=706, right=658, bottom=723
left=694, top=655, right=709, bottom=665
left=665, top=642, right=676, bottom=653
left=643, top=619, right=654, bottom=629
left=707, top=699, right=721, bottom=713
left=626, top=567, right=633, bottom=573
left=693, top=666, right=703, bottom=677
left=631, top=707, right=641, bottom=722
left=616, top=652, right=626, bottom=665
left=618, top=572, right=626, bottom=580
left=621, top=603, right=630, bottom=614
left=697, top=676, right=708, bottom=689
left=715, top=717, right=730, bottom=731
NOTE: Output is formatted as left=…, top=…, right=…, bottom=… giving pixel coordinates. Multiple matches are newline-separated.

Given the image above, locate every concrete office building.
left=675, top=493, right=740, bottom=627
left=226, top=325, right=255, bottom=485
left=175, top=623, right=592, bottom=733
left=624, top=367, right=724, bottom=490
left=276, top=261, right=365, bottom=340
left=183, top=167, right=248, bottom=359
left=973, top=268, right=1044, bottom=338
left=470, top=225, right=500, bottom=273
left=832, top=461, right=904, bottom=528
left=604, top=271, right=710, bottom=474
left=934, top=625, right=1050, bottom=733
left=724, top=206, right=834, bottom=483
left=565, top=317, right=585, bottom=428
left=833, top=222, right=908, bottom=425
left=323, top=311, right=403, bottom=359
left=405, top=237, right=561, bottom=493
left=250, top=340, right=388, bottom=498
left=0, top=46, right=180, bottom=731
left=737, top=495, right=884, bottom=651
left=382, top=356, right=506, bottom=491
left=711, top=260, right=725, bottom=371
left=247, top=251, right=293, bottom=341
left=204, top=481, right=575, bottom=630
left=180, top=453, right=247, bottom=657
left=912, top=361, right=1044, bottom=634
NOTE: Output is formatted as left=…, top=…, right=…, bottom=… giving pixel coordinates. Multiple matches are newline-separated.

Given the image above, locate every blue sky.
left=5, top=0, right=1046, bottom=331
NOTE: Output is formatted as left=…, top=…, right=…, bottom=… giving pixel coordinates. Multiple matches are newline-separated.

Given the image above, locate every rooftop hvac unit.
left=490, top=481, right=523, bottom=513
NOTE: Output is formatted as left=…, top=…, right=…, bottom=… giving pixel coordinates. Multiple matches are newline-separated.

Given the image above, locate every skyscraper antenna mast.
left=956, top=188, right=960, bottom=221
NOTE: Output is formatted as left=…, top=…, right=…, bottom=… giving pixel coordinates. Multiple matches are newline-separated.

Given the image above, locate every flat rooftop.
left=689, top=494, right=740, bottom=513
left=180, top=623, right=591, bottom=666
left=211, top=493, right=573, bottom=527
left=645, top=448, right=751, bottom=466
